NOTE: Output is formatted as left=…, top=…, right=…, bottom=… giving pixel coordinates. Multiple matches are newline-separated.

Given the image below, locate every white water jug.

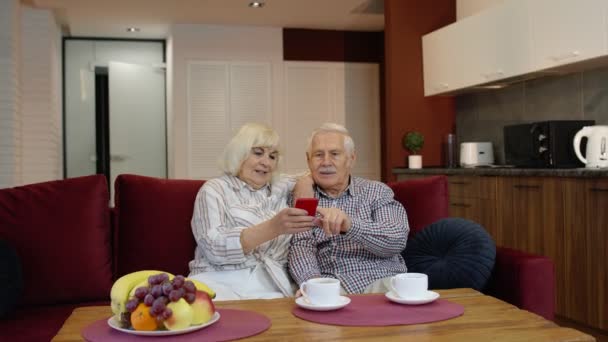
left=573, top=125, right=608, bottom=168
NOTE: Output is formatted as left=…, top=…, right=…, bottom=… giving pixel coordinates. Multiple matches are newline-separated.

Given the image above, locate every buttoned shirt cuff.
left=344, top=217, right=363, bottom=241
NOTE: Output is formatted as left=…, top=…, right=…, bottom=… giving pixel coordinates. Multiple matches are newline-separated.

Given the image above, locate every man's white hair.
left=306, top=122, right=355, bottom=156
left=218, top=123, right=280, bottom=181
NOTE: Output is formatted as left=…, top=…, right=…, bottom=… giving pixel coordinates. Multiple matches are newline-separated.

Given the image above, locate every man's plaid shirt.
left=288, top=176, right=409, bottom=294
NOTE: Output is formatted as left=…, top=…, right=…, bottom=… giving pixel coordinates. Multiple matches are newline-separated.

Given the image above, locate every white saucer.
left=295, top=296, right=351, bottom=311
left=385, top=290, right=440, bottom=305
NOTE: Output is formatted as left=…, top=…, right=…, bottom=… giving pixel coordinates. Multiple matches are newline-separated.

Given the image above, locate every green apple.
left=164, top=298, right=193, bottom=330
left=191, top=291, right=215, bottom=325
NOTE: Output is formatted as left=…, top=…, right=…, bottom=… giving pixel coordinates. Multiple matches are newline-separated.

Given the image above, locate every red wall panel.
left=383, top=0, right=456, bottom=181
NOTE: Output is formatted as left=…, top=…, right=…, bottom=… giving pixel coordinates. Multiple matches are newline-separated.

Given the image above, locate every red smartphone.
left=294, top=198, right=318, bottom=216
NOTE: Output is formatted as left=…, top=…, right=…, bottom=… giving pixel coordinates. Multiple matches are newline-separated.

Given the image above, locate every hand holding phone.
left=294, top=198, right=318, bottom=216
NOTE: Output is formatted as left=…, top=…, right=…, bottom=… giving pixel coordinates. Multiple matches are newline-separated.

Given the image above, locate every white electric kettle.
left=573, top=125, right=608, bottom=168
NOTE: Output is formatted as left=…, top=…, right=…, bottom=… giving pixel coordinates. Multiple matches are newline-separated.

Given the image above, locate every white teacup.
left=390, top=273, right=428, bottom=299
left=300, top=278, right=340, bottom=305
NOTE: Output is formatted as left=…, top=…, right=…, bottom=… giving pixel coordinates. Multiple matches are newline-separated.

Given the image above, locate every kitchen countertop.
left=392, top=166, right=608, bottom=178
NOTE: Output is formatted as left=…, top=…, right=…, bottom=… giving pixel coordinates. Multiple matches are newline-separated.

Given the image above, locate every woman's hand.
left=270, top=208, right=316, bottom=236
left=316, top=207, right=352, bottom=236
left=240, top=208, right=314, bottom=254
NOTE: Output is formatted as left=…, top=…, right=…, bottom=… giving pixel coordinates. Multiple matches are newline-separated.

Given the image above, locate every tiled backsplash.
left=456, top=65, right=608, bottom=164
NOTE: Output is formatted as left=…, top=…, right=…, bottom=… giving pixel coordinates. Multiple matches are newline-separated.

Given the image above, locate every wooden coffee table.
left=52, top=288, right=594, bottom=341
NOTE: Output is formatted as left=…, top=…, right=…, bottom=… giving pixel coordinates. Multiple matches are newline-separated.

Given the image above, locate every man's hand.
left=316, top=207, right=352, bottom=236
left=293, top=173, right=315, bottom=199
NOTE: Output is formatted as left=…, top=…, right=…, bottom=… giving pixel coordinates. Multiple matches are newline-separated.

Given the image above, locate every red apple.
left=191, top=290, right=215, bottom=325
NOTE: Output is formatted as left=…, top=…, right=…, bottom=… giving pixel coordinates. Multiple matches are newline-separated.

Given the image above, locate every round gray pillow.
left=402, top=218, right=496, bottom=291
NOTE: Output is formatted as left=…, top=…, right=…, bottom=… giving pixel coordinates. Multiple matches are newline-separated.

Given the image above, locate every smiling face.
left=307, top=132, right=355, bottom=197
left=237, top=146, right=278, bottom=189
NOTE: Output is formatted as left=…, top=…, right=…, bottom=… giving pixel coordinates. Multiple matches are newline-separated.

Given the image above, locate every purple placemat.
left=82, top=309, right=270, bottom=341
left=292, top=295, right=464, bottom=326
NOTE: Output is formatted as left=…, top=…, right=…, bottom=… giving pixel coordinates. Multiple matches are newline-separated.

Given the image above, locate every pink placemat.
left=292, top=295, right=464, bottom=326
left=82, top=309, right=270, bottom=341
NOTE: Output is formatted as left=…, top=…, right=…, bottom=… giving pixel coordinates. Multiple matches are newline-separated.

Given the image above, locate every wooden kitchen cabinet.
left=583, top=178, right=608, bottom=330
left=448, top=176, right=500, bottom=239
left=498, top=177, right=563, bottom=256
left=394, top=171, right=607, bottom=332
left=561, top=178, right=589, bottom=325
left=498, top=177, right=568, bottom=317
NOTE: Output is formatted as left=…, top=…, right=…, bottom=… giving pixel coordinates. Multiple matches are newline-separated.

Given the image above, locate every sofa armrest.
left=485, top=246, right=555, bottom=321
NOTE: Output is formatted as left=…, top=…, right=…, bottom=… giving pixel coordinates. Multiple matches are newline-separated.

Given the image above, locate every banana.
left=186, top=278, right=216, bottom=299
left=110, top=270, right=172, bottom=316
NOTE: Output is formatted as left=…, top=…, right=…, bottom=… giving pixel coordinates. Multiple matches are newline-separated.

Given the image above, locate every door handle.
left=513, top=184, right=541, bottom=190
left=110, top=154, right=128, bottom=162
left=450, top=202, right=472, bottom=208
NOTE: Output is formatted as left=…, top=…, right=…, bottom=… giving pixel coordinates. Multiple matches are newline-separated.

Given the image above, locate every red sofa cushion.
left=486, top=247, right=555, bottom=321
left=0, top=175, right=112, bottom=306
left=114, top=174, right=205, bottom=278
left=389, top=176, right=449, bottom=235
left=0, top=301, right=108, bottom=342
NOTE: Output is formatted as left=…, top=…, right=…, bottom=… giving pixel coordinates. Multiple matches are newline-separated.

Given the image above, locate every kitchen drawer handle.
left=589, top=187, right=608, bottom=193
left=450, top=202, right=471, bottom=208
left=513, top=184, right=541, bottom=189
left=450, top=181, right=472, bottom=185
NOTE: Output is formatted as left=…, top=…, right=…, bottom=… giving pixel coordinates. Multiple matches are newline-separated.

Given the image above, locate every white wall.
left=168, top=24, right=284, bottom=178
left=457, top=0, right=506, bottom=19
left=20, top=7, right=62, bottom=185
left=0, top=0, right=22, bottom=188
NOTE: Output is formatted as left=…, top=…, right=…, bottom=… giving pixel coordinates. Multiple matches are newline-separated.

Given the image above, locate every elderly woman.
left=188, top=123, right=315, bottom=300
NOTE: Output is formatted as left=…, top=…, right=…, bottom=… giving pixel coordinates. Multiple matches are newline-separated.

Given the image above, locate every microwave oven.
left=503, top=120, right=595, bottom=168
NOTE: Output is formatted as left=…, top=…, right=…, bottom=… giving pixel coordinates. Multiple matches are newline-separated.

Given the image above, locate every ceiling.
left=28, top=0, right=385, bottom=39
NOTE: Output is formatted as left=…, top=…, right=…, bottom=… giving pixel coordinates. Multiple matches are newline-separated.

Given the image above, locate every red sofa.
left=0, top=174, right=555, bottom=341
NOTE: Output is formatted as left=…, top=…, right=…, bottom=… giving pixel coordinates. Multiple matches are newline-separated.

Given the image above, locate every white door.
left=109, top=62, right=166, bottom=193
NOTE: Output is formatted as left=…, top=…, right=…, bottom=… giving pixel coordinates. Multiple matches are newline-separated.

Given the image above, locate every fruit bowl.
left=110, top=271, right=216, bottom=332
left=108, top=312, right=220, bottom=336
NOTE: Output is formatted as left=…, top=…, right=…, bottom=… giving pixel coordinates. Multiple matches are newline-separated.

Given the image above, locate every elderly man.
left=288, top=123, right=409, bottom=294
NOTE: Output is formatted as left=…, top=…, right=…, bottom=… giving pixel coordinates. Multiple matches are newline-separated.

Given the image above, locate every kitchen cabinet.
left=529, top=0, right=608, bottom=70
left=395, top=171, right=606, bottom=331
left=447, top=176, right=500, bottom=240
left=499, top=177, right=566, bottom=317
left=583, top=178, right=608, bottom=330
left=422, top=0, right=608, bottom=96
left=422, top=0, right=530, bottom=96
left=423, top=0, right=530, bottom=96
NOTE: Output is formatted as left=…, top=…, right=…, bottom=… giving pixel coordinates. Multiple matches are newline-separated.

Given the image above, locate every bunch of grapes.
left=125, top=274, right=198, bottom=322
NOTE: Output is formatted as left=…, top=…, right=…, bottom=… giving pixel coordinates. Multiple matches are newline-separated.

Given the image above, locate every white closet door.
left=229, top=63, right=272, bottom=131
left=343, top=64, right=380, bottom=180
left=283, top=62, right=380, bottom=180
left=187, top=61, right=271, bottom=179
left=283, top=62, right=336, bottom=174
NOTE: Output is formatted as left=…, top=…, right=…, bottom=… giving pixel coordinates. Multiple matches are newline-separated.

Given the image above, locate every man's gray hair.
left=306, top=123, right=355, bottom=156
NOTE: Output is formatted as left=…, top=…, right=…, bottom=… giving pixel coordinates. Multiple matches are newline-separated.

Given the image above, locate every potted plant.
left=402, top=131, right=424, bottom=169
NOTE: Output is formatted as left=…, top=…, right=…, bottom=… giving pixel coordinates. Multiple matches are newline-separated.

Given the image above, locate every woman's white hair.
left=306, top=123, right=355, bottom=156
left=219, top=123, right=281, bottom=179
